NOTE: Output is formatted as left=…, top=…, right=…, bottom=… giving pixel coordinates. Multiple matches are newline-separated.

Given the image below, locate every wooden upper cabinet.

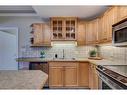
left=30, top=23, right=51, bottom=47
left=77, top=21, right=86, bottom=46
left=85, top=19, right=100, bottom=45
left=31, top=23, right=43, bottom=45
left=106, top=7, right=119, bottom=42
left=99, top=14, right=108, bottom=43
left=92, top=19, right=100, bottom=44
left=42, top=24, right=51, bottom=46
left=118, top=6, right=127, bottom=21
left=85, top=21, right=94, bottom=45
left=99, top=7, right=119, bottom=43
left=50, top=17, right=78, bottom=41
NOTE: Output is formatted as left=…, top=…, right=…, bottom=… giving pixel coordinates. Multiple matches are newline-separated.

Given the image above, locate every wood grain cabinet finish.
left=85, top=19, right=100, bottom=45
left=49, top=62, right=78, bottom=88
left=118, top=6, right=127, bottom=21
left=30, top=23, right=51, bottom=47
left=64, top=66, right=78, bottom=87
left=92, top=19, right=100, bottom=44
left=99, top=7, right=119, bottom=43
left=89, top=64, right=99, bottom=89
left=49, top=66, right=63, bottom=87
left=77, top=21, right=86, bottom=46
left=77, top=6, right=120, bottom=45
left=78, top=62, right=89, bottom=87
left=85, top=21, right=94, bottom=45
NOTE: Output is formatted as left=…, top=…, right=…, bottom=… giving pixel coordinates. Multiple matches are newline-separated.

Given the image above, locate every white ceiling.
left=33, top=6, right=109, bottom=20
left=0, top=6, right=109, bottom=20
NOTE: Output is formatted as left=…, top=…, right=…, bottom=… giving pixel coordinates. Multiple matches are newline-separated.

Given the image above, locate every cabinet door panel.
left=51, top=17, right=77, bottom=41
left=86, top=22, right=94, bottom=44
left=43, top=24, right=51, bottom=45
left=78, top=63, right=89, bottom=87
left=49, top=66, right=63, bottom=87
left=89, top=64, right=99, bottom=89
left=33, top=24, right=43, bottom=45
left=89, top=64, right=93, bottom=88
left=64, top=66, right=78, bottom=87
left=93, top=66, right=99, bottom=89
left=77, top=21, right=86, bottom=46
left=119, top=6, right=127, bottom=21
left=107, top=7, right=118, bottom=42
left=99, top=7, right=118, bottom=43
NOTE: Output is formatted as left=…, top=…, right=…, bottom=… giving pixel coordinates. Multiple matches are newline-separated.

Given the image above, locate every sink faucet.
left=62, top=49, right=65, bottom=59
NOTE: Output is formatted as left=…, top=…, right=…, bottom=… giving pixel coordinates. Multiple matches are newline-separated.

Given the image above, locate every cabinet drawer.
left=49, top=62, right=78, bottom=67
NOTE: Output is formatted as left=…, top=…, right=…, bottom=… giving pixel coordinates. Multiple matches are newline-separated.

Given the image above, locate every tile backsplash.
left=20, top=45, right=96, bottom=59
left=19, top=44, right=96, bottom=69
left=98, top=45, right=127, bottom=65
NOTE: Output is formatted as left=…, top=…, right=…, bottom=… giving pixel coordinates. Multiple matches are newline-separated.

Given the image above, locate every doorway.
left=0, top=27, right=18, bottom=70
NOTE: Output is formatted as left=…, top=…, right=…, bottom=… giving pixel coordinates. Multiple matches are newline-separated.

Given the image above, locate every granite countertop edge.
left=16, top=57, right=127, bottom=66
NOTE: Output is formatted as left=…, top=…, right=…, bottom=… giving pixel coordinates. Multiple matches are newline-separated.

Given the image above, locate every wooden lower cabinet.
left=49, top=62, right=78, bottom=88
left=49, top=66, right=63, bottom=87
left=49, top=62, right=99, bottom=89
left=64, top=66, right=78, bottom=87
left=89, top=64, right=99, bottom=89
left=78, top=62, right=89, bottom=88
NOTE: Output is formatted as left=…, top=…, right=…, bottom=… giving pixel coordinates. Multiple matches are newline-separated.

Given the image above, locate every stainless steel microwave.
left=112, top=18, right=127, bottom=46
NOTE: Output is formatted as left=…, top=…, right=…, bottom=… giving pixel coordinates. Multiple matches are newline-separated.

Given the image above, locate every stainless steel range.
left=96, top=65, right=127, bottom=89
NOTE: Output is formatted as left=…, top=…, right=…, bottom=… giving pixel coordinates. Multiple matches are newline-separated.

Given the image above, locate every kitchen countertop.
left=16, top=57, right=127, bottom=66
left=0, top=70, right=48, bottom=89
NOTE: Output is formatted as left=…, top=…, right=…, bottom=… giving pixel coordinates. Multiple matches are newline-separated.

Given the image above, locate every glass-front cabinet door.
left=51, top=17, right=77, bottom=41
left=65, top=19, right=77, bottom=40
left=51, top=18, right=64, bottom=40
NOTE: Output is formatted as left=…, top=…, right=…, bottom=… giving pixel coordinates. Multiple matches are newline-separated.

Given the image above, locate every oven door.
left=102, top=81, right=112, bottom=89
left=98, top=73, right=112, bottom=89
